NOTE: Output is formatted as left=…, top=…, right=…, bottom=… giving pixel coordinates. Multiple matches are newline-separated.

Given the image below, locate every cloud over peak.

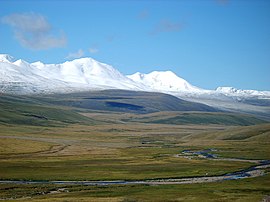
left=89, top=47, right=99, bottom=54
left=66, top=49, right=84, bottom=59
left=1, top=12, right=67, bottom=50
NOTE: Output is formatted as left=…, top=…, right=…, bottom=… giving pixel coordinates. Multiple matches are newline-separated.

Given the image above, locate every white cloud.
left=89, top=47, right=99, bottom=54
left=1, top=12, right=67, bottom=50
left=150, top=20, right=183, bottom=35
left=66, top=49, right=84, bottom=59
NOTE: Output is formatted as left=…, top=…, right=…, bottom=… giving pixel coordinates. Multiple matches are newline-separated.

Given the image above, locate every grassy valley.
left=0, top=90, right=269, bottom=201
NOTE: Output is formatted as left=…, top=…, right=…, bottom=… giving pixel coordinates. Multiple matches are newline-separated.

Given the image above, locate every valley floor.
left=0, top=119, right=269, bottom=201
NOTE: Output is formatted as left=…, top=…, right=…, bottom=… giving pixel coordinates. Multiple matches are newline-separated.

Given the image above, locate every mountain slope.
left=1, top=90, right=267, bottom=126
left=126, top=111, right=267, bottom=126
left=37, top=90, right=217, bottom=114
left=0, top=54, right=146, bottom=94
left=0, top=54, right=269, bottom=119
left=215, top=87, right=270, bottom=97
left=0, top=94, right=95, bottom=126
left=1, top=54, right=269, bottom=98
left=127, top=71, right=201, bottom=92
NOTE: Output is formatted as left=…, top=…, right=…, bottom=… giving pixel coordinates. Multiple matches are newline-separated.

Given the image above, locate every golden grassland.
left=0, top=111, right=269, bottom=201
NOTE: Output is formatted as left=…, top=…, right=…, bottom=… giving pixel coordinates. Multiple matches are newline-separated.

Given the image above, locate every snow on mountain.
left=127, top=71, right=270, bottom=99
left=1, top=54, right=269, bottom=119
left=0, top=54, right=147, bottom=94
left=215, top=87, right=270, bottom=97
left=0, top=54, right=15, bottom=63
left=0, top=54, right=269, bottom=100
left=57, top=58, right=140, bottom=88
left=127, top=71, right=202, bottom=93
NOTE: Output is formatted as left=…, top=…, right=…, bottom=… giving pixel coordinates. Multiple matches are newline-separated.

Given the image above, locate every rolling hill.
left=0, top=90, right=267, bottom=126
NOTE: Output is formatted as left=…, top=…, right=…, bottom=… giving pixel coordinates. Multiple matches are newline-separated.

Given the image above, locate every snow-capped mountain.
left=0, top=54, right=146, bottom=94
left=127, top=71, right=270, bottom=100
left=0, top=54, right=15, bottom=63
left=127, top=71, right=202, bottom=92
left=1, top=54, right=269, bottom=118
left=215, top=87, right=270, bottom=97
left=0, top=54, right=269, bottom=99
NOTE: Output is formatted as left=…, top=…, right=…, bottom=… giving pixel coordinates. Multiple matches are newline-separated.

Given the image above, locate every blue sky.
left=1, top=0, right=270, bottom=90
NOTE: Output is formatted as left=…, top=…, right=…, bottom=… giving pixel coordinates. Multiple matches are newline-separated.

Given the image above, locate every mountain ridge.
left=1, top=54, right=269, bottom=97
left=127, top=71, right=202, bottom=92
left=1, top=54, right=269, bottom=119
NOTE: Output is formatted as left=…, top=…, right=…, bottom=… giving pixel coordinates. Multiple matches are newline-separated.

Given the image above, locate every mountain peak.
left=128, top=70, right=201, bottom=92
left=0, top=54, right=143, bottom=94
left=0, top=54, right=15, bottom=63
left=13, top=59, right=30, bottom=67
left=151, top=70, right=176, bottom=75
left=0, top=54, right=269, bottom=99
left=62, top=57, right=127, bottom=81
left=148, top=70, right=183, bottom=80
left=216, top=87, right=238, bottom=93
left=215, top=86, right=270, bottom=97
left=69, top=57, right=95, bottom=64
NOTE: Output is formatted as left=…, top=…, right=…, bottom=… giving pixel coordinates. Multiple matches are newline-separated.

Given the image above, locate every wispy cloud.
left=1, top=12, right=67, bottom=50
left=150, top=20, right=183, bottom=35
left=66, top=49, right=84, bottom=59
left=215, top=0, right=230, bottom=6
left=89, top=47, right=99, bottom=54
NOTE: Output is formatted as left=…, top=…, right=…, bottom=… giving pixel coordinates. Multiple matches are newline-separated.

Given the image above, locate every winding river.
left=0, top=149, right=269, bottom=186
